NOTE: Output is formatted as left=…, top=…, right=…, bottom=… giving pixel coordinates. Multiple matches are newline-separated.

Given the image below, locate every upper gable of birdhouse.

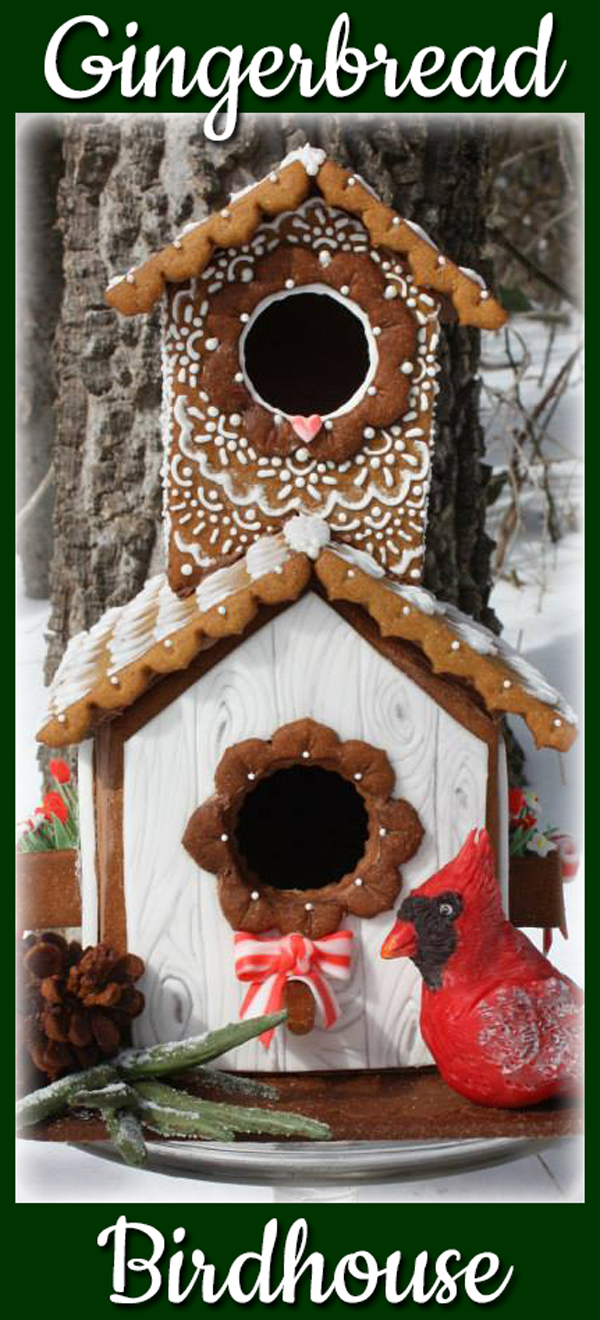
left=106, top=145, right=507, bottom=594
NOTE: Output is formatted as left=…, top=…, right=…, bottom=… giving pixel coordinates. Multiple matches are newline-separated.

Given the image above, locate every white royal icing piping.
left=283, top=514, right=330, bottom=559
left=164, top=198, right=439, bottom=581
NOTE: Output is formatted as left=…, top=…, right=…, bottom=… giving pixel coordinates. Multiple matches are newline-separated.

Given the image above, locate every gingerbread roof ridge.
left=37, top=524, right=576, bottom=752
left=105, top=146, right=507, bottom=331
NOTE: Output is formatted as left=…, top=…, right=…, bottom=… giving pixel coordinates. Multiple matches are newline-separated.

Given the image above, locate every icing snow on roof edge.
left=104, top=148, right=507, bottom=331
left=38, top=522, right=576, bottom=753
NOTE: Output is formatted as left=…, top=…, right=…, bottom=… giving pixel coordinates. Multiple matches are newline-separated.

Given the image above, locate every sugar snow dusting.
left=477, top=978, right=581, bottom=1082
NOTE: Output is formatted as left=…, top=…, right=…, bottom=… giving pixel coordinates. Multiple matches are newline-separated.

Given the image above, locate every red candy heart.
left=291, top=415, right=323, bottom=442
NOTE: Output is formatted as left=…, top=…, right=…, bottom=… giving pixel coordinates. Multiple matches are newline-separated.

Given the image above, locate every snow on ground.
left=15, top=557, right=50, bottom=824
left=482, top=313, right=583, bottom=983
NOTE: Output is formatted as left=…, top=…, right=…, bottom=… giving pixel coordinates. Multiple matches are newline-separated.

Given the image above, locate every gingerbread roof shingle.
left=105, top=145, right=507, bottom=331
left=37, top=521, right=577, bottom=752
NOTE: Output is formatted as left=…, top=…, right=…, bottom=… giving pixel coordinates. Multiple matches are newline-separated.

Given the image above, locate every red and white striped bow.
left=234, top=930, right=354, bottom=1048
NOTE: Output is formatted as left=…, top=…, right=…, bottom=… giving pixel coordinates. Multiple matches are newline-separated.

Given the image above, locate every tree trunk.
left=19, top=114, right=501, bottom=681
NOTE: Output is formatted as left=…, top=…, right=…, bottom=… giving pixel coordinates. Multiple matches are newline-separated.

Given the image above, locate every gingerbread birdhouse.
left=37, top=146, right=578, bottom=1073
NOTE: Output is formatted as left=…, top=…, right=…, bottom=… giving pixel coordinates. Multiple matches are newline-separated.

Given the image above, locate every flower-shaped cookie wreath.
left=182, top=718, right=424, bottom=938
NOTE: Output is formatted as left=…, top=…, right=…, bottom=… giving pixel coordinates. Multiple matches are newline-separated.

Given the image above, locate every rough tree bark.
left=19, top=114, right=501, bottom=681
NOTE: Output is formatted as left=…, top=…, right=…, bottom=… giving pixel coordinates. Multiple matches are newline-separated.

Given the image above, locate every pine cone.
left=18, top=933, right=145, bottom=1086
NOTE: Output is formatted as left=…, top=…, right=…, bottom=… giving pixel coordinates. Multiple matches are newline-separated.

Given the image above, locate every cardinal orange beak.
left=381, top=920, right=418, bottom=960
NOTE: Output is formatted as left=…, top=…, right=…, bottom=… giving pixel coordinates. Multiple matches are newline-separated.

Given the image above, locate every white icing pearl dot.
left=126, top=273, right=136, bottom=285
left=347, top=570, right=355, bottom=579
left=450, top=640, right=460, bottom=651
left=173, top=239, right=182, bottom=250
left=110, top=676, right=120, bottom=687
left=354, top=772, right=363, bottom=782
left=274, top=413, right=283, bottom=425
left=354, top=878, right=363, bottom=887
left=384, top=285, right=398, bottom=300
left=295, top=447, right=309, bottom=462
left=183, top=466, right=193, bottom=476
left=240, top=313, right=249, bottom=323
left=319, top=251, right=332, bottom=266
left=241, top=269, right=254, bottom=283
left=363, top=427, right=375, bottom=440
left=392, top=216, right=401, bottom=227
left=234, top=372, right=244, bottom=383
left=181, top=564, right=193, bottom=576
left=305, top=902, right=314, bottom=911
left=406, top=298, right=417, bottom=308
left=370, top=457, right=381, bottom=470
left=379, top=827, right=387, bottom=837
left=480, top=290, right=490, bottom=300
left=503, top=679, right=512, bottom=689
left=206, top=421, right=217, bottom=433
left=553, top=717, right=562, bottom=727
left=285, top=279, right=295, bottom=289
left=251, top=890, right=260, bottom=901
left=230, top=414, right=241, bottom=426
left=295, top=477, right=306, bottom=488
left=247, top=772, right=256, bottom=781
left=269, top=172, right=278, bottom=183
left=401, top=361, right=414, bottom=374
left=367, top=386, right=377, bottom=395
left=217, top=606, right=227, bottom=616
left=205, top=337, right=219, bottom=351
left=164, top=639, right=173, bottom=649
left=57, top=714, right=66, bottom=724
left=373, top=326, right=381, bottom=336
left=341, top=285, right=350, bottom=296
left=402, top=606, right=411, bottom=615
left=324, top=420, right=334, bottom=431
left=220, top=833, right=229, bottom=842
left=220, top=209, right=230, bottom=218
left=208, top=406, right=219, bottom=417
left=302, top=750, right=310, bottom=759
left=347, top=176, right=356, bottom=186
left=409, top=569, right=420, bottom=579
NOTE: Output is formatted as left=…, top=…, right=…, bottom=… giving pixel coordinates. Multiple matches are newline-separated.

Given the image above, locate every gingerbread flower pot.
left=508, top=851, right=567, bottom=936
left=17, top=849, right=81, bottom=932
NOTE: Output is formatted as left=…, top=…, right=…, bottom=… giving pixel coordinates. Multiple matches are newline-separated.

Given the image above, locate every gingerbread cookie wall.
left=163, top=198, right=440, bottom=591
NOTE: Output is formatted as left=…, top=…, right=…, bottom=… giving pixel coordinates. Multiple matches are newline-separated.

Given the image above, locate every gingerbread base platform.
left=20, top=1066, right=582, bottom=1146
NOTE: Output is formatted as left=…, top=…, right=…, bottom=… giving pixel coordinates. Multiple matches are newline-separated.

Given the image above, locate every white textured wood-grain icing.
left=122, top=592, right=489, bottom=1070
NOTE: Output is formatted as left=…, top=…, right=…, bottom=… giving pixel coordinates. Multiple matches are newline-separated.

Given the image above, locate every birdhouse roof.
left=105, top=144, right=507, bottom=331
left=37, top=521, right=577, bottom=753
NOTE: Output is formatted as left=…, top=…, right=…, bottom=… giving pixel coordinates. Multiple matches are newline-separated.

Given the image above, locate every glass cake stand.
left=77, top=1134, right=554, bottom=1187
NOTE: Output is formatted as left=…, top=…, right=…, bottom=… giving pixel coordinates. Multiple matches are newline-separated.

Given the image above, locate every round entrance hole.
left=241, top=289, right=373, bottom=417
left=234, top=765, right=369, bottom=891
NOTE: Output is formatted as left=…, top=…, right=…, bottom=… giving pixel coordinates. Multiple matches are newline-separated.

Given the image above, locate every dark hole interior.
left=234, top=765, right=369, bottom=891
left=242, top=292, right=371, bottom=416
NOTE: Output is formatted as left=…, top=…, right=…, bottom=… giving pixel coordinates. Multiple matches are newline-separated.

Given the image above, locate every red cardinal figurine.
left=381, top=828, right=582, bottom=1107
